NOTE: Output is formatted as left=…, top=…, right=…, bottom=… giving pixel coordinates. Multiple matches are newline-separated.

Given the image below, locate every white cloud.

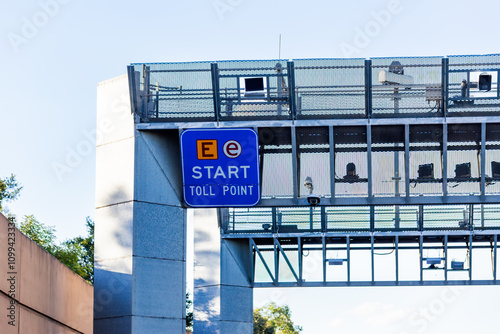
left=351, top=302, right=411, bottom=327
left=329, top=317, right=344, bottom=328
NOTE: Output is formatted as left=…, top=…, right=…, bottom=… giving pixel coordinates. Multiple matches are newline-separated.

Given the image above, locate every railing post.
left=142, top=65, right=150, bottom=120
left=365, top=59, right=372, bottom=118
left=441, top=57, right=448, bottom=117
left=287, top=61, right=297, bottom=120
left=211, top=62, right=221, bottom=123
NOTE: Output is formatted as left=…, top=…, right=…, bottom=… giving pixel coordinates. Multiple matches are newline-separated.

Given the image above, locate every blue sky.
left=2, top=0, right=500, bottom=333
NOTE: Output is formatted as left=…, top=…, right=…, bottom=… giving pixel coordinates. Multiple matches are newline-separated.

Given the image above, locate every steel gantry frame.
left=223, top=231, right=500, bottom=288
left=128, top=54, right=500, bottom=289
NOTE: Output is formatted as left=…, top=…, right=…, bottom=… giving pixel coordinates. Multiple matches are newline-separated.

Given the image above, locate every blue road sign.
left=180, top=128, right=260, bottom=207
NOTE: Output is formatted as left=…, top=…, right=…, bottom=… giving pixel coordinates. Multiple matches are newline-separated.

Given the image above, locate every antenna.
left=278, top=34, right=282, bottom=60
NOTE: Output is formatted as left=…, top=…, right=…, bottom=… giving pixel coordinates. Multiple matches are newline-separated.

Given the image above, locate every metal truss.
left=224, top=231, right=500, bottom=287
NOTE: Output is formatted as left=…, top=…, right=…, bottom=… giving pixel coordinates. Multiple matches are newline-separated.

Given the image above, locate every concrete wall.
left=194, top=209, right=253, bottom=333
left=0, top=213, right=93, bottom=334
left=94, top=74, right=187, bottom=333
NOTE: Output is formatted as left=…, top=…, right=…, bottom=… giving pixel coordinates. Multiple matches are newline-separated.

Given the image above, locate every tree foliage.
left=186, top=292, right=193, bottom=331
left=254, top=302, right=303, bottom=334
left=0, top=174, right=22, bottom=212
left=18, top=215, right=94, bottom=284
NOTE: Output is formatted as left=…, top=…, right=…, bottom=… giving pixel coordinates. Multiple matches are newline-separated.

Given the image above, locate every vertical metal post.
left=155, top=83, right=159, bottom=119
left=210, top=63, right=221, bottom=123
left=142, top=65, right=151, bottom=120
left=444, top=235, right=448, bottom=282
left=287, top=61, right=297, bottom=120
left=467, top=71, right=471, bottom=98
left=442, top=123, right=448, bottom=199
left=275, top=74, right=279, bottom=108
left=329, top=126, right=335, bottom=202
left=367, top=124, right=373, bottom=199
left=309, top=207, right=314, bottom=231
left=126, top=66, right=138, bottom=116
left=405, top=124, right=410, bottom=200
left=274, top=238, right=280, bottom=284
left=298, top=237, right=303, bottom=285
left=370, top=206, right=375, bottom=232
left=481, top=204, right=485, bottom=229
left=236, top=76, right=241, bottom=103
left=346, top=236, right=351, bottom=284
left=418, top=205, right=424, bottom=231
left=469, top=204, right=474, bottom=231
left=320, top=206, right=326, bottom=232
left=371, top=235, right=375, bottom=284
left=494, top=235, right=497, bottom=282
left=395, top=235, right=399, bottom=284
left=291, top=127, right=298, bottom=202
left=250, top=239, right=255, bottom=284
left=272, top=207, right=277, bottom=233
left=419, top=235, right=423, bottom=283
left=322, top=236, right=327, bottom=284
left=481, top=123, right=486, bottom=199
left=365, top=59, right=372, bottom=118
left=442, top=57, right=449, bottom=116
left=469, top=234, right=473, bottom=281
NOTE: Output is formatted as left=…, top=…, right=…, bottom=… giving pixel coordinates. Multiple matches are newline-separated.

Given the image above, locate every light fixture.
left=451, top=261, right=464, bottom=270
left=478, top=73, right=492, bottom=91
left=426, top=258, right=442, bottom=269
left=378, top=61, right=414, bottom=86
left=455, top=162, right=471, bottom=178
left=417, top=163, right=434, bottom=180
left=343, top=162, right=359, bottom=181
left=262, top=223, right=271, bottom=231
left=492, top=161, right=500, bottom=178
left=243, top=77, right=266, bottom=97
left=328, top=259, right=344, bottom=266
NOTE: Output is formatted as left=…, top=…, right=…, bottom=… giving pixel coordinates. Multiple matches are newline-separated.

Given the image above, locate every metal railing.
left=129, top=54, right=500, bottom=122
left=222, top=204, right=500, bottom=234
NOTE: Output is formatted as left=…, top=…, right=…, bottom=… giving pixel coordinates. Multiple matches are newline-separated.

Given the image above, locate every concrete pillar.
left=94, top=75, right=186, bottom=333
left=194, top=209, right=253, bottom=333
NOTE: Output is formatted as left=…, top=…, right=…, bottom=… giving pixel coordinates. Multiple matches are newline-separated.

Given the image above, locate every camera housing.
left=307, top=194, right=321, bottom=206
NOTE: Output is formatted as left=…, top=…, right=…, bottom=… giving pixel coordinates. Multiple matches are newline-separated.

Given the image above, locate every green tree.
left=64, top=217, right=94, bottom=283
left=18, top=215, right=95, bottom=284
left=186, top=292, right=193, bottom=332
left=0, top=174, right=22, bottom=212
left=254, top=309, right=275, bottom=334
left=254, top=303, right=302, bottom=334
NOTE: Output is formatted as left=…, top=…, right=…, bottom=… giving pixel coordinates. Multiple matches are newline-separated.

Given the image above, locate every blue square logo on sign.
left=180, top=128, right=260, bottom=207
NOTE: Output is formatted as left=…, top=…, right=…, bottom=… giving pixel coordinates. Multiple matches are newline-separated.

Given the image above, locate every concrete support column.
left=94, top=75, right=186, bottom=333
left=194, top=209, right=253, bottom=333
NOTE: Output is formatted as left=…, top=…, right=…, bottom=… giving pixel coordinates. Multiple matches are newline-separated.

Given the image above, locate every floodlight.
left=343, top=162, right=359, bottom=181
left=426, top=258, right=442, bottom=265
left=389, top=61, right=404, bottom=75
left=258, top=128, right=275, bottom=145
left=328, top=259, right=344, bottom=266
left=492, top=161, right=500, bottom=178
left=243, top=77, right=266, bottom=97
left=455, top=162, right=471, bottom=178
left=379, top=61, right=414, bottom=85
left=262, top=223, right=271, bottom=231
left=417, top=163, right=434, bottom=180
left=426, top=258, right=442, bottom=269
left=451, top=261, right=464, bottom=270
left=478, top=73, right=492, bottom=91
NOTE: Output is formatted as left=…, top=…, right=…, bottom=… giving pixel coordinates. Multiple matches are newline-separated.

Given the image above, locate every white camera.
left=307, top=194, right=320, bottom=206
